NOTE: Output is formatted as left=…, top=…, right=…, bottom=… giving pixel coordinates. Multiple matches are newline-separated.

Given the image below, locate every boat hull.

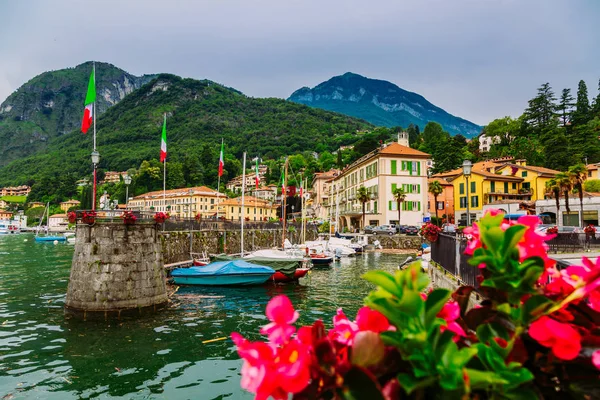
left=172, top=273, right=272, bottom=286
left=35, top=236, right=66, bottom=242
left=270, top=268, right=309, bottom=282
left=310, top=256, right=333, bottom=265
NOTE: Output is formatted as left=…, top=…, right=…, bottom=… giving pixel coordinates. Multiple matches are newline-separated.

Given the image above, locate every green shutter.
left=388, top=201, right=392, bottom=211
left=392, top=183, right=397, bottom=192
left=417, top=184, right=420, bottom=193
left=459, top=183, right=464, bottom=195
left=471, top=181, right=476, bottom=193
left=418, top=202, right=421, bottom=211
left=391, top=160, right=397, bottom=175
left=409, top=161, right=413, bottom=175
left=490, top=181, right=495, bottom=192
left=417, top=161, right=421, bottom=176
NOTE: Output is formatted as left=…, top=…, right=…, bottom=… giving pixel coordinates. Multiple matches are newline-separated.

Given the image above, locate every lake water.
left=0, top=234, right=408, bottom=399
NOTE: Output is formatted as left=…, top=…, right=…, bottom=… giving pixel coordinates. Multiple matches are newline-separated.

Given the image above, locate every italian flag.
left=218, top=140, right=224, bottom=177
left=255, top=158, right=260, bottom=189
left=160, top=114, right=167, bottom=162
left=280, top=168, right=285, bottom=196
left=81, top=69, right=96, bottom=134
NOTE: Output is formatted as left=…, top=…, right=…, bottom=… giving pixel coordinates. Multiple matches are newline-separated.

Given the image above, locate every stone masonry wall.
left=65, top=222, right=167, bottom=317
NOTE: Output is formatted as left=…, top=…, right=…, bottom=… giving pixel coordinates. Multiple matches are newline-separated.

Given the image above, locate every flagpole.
left=92, top=61, right=97, bottom=211
left=282, top=158, right=288, bottom=249
left=163, top=113, right=166, bottom=211
left=216, top=138, right=223, bottom=220
left=241, top=152, right=247, bottom=255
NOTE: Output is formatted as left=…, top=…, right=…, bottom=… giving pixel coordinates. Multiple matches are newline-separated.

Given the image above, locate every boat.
left=0, top=221, right=21, bottom=234
left=34, top=203, right=66, bottom=242
left=171, top=260, right=275, bottom=286
left=64, top=232, right=76, bottom=244
left=271, top=268, right=310, bottom=282
left=217, top=254, right=310, bottom=283
left=191, top=251, right=210, bottom=266
left=310, top=253, right=333, bottom=265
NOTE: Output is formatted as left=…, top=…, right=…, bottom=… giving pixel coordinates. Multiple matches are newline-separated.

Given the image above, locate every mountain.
left=0, top=62, right=156, bottom=166
left=0, top=74, right=371, bottom=189
left=288, top=72, right=482, bottom=137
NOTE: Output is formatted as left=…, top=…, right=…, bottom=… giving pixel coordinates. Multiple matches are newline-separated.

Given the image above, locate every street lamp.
left=91, top=151, right=100, bottom=211
left=462, top=160, right=472, bottom=226
left=188, top=188, right=194, bottom=255
left=123, top=174, right=132, bottom=209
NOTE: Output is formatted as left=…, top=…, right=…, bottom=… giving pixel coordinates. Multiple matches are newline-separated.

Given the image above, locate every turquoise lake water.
left=0, top=234, right=407, bottom=399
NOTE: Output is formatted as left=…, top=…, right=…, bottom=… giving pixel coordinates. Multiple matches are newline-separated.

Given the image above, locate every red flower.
left=329, top=307, right=390, bottom=345
left=67, top=211, right=77, bottom=223
left=593, top=350, right=600, bottom=370
left=355, top=307, right=391, bottom=333
left=529, top=316, right=581, bottom=360
left=437, top=301, right=466, bottom=338
left=260, top=295, right=299, bottom=345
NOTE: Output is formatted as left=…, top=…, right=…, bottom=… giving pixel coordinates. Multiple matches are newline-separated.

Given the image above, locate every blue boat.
left=35, top=236, right=67, bottom=242
left=171, top=260, right=275, bottom=286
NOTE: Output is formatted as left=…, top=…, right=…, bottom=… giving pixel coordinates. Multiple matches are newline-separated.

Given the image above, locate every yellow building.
left=587, top=163, right=599, bottom=179
left=60, top=199, right=81, bottom=212
left=434, top=158, right=559, bottom=224
left=216, top=196, right=277, bottom=221
left=128, top=186, right=226, bottom=218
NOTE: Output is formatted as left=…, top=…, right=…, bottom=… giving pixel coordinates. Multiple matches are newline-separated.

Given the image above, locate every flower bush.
left=120, top=210, right=137, bottom=225
left=67, top=211, right=77, bottom=224
left=420, top=222, right=442, bottom=242
left=81, top=211, right=96, bottom=225
left=195, top=213, right=202, bottom=222
left=584, top=225, right=596, bottom=235
left=546, top=226, right=558, bottom=234
left=154, top=212, right=170, bottom=224
left=233, top=210, right=600, bottom=399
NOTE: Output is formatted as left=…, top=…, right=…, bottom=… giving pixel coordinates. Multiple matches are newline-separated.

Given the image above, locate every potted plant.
left=120, top=211, right=137, bottom=225
left=67, top=211, right=77, bottom=224
left=420, top=222, right=442, bottom=242
left=154, top=212, right=169, bottom=224
left=81, top=211, right=96, bottom=225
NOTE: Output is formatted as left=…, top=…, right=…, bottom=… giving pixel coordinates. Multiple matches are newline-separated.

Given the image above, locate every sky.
left=0, top=0, right=599, bottom=126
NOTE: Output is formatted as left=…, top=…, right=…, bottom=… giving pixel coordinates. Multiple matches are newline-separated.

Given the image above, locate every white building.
left=478, top=134, right=501, bottom=153
left=327, top=133, right=431, bottom=230
left=48, top=214, right=68, bottom=232
left=536, top=194, right=600, bottom=227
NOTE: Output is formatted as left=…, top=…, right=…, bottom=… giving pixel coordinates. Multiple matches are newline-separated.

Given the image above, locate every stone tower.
left=397, top=131, right=409, bottom=147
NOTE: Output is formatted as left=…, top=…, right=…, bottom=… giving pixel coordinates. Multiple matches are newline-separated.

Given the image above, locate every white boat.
left=0, top=221, right=21, bottom=234
left=244, top=249, right=304, bottom=261
left=306, top=238, right=356, bottom=257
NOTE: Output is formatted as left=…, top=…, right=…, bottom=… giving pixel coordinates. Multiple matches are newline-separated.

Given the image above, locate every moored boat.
left=271, top=268, right=310, bottom=282
left=309, top=253, right=333, bottom=265
left=171, top=260, right=275, bottom=286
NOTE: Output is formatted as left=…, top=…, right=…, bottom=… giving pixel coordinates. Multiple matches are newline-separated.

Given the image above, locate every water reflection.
left=0, top=234, right=408, bottom=399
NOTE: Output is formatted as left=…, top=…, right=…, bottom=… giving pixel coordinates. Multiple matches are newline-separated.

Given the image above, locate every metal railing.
left=546, top=233, right=600, bottom=253
left=431, top=233, right=478, bottom=288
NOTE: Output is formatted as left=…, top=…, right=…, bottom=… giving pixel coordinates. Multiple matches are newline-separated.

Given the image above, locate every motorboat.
left=171, top=260, right=275, bottom=286
left=0, top=221, right=21, bottom=234
left=309, top=253, right=333, bottom=266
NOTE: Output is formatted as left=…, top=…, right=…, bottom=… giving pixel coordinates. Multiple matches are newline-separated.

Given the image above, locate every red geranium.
left=120, top=211, right=137, bottom=225
left=81, top=211, right=96, bottom=225
left=154, top=212, right=169, bottom=224
left=67, top=211, right=77, bottom=224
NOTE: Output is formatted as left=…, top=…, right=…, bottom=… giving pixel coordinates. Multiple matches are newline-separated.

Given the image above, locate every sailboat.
left=35, top=203, right=66, bottom=242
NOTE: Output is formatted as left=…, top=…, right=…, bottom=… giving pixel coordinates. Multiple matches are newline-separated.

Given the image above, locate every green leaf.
left=521, top=295, right=553, bottom=324
left=380, top=330, right=403, bottom=348
left=342, top=366, right=385, bottom=400
left=396, top=374, right=437, bottom=395
left=425, top=288, right=451, bottom=325
left=363, top=270, right=403, bottom=298
left=481, top=226, right=505, bottom=254
left=465, top=368, right=510, bottom=388
left=397, top=290, right=425, bottom=316
left=500, top=225, right=526, bottom=256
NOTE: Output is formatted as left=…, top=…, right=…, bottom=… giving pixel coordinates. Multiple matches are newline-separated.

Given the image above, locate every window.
left=522, top=171, right=528, bottom=177
left=388, top=201, right=397, bottom=211
left=211, top=199, right=214, bottom=204
left=504, top=182, right=509, bottom=193
left=512, top=183, right=517, bottom=190
left=459, top=183, right=465, bottom=195
left=374, top=201, right=377, bottom=213
left=490, top=181, right=495, bottom=192
left=437, top=201, right=445, bottom=210
left=459, top=197, right=467, bottom=208
left=522, top=182, right=531, bottom=190
left=470, top=181, right=476, bottom=193
left=391, top=160, right=397, bottom=175
left=471, top=196, right=479, bottom=207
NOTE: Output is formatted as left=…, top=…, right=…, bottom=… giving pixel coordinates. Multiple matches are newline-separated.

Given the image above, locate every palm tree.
left=428, top=180, right=444, bottom=224
left=555, top=172, right=572, bottom=215
left=568, top=164, right=588, bottom=227
left=356, top=186, right=371, bottom=230
left=392, top=187, right=407, bottom=226
left=545, top=178, right=561, bottom=221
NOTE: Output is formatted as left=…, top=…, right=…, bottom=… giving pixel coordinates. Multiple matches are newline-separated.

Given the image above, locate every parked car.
left=442, top=223, right=457, bottom=233
left=363, top=225, right=376, bottom=234
left=372, top=225, right=396, bottom=235
left=558, top=226, right=582, bottom=233
left=404, top=226, right=419, bottom=235
left=397, top=225, right=409, bottom=234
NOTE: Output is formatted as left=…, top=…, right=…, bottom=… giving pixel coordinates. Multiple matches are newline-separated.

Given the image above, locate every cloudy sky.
left=0, top=0, right=598, bottom=125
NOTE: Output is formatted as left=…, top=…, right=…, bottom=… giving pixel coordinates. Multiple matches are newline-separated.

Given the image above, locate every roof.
left=49, top=213, right=67, bottom=218
left=428, top=178, right=453, bottom=187
left=496, top=163, right=560, bottom=177
left=61, top=199, right=81, bottom=204
left=587, top=164, right=599, bottom=171
left=432, top=160, right=508, bottom=179
left=219, top=196, right=276, bottom=208
left=378, top=142, right=431, bottom=158
left=313, top=170, right=340, bottom=180
left=132, top=186, right=225, bottom=200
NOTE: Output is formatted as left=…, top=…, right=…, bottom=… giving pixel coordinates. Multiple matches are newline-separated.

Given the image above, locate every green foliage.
left=0, top=195, right=26, bottom=203
left=584, top=179, right=600, bottom=193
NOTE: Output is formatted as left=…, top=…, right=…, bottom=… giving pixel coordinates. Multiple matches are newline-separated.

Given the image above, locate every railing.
left=431, top=233, right=479, bottom=288
left=161, top=219, right=311, bottom=232
left=546, top=233, right=600, bottom=253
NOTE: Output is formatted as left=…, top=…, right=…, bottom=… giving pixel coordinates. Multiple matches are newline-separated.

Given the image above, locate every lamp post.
left=91, top=151, right=100, bottom=211
left=188, top=188, right=194, bottom=255
left=462, top=160, right=472, bottom=226
left=123, top=174, right=132, bottom=209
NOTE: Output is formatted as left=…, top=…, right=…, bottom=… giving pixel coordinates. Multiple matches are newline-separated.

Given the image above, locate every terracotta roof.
left=447, top=169, right=523, bottom=182
left=133, top=186, right=225, bottom=200
left=61, top=199, right=81, bottom=204
left=49, top=214, right=67, bottom=218
left=587, top=164, right=599, bottom=171
left=378, top=142, right=431, bottom=158
left=496, top=163, right=560, bottom=177
left=428, top=178, right=453, bottom=186
left=433, top=160, right=507, bottom=179
left=219, top=196, right=276, bottom=208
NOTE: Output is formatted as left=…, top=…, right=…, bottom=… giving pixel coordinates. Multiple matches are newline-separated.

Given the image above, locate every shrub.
left=584, top=179, right=600, bottom=193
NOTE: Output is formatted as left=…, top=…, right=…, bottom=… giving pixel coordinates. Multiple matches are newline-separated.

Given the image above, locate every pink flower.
left=437, top=301, right=466, bottom=338
left=260, top=295, right=299, bottom=345
left=593, top=350, right=600, bottom=369
left=355, top=307, right=391, bottom=333
left=329, top=308, right=359, bottom=345
left=275, top=340, right=311, bottom=393
left=329, top=307, right=390, bottom=345
left=463, top=223, right=481, bottom=255
left=529, top=316, right=581, bottom=360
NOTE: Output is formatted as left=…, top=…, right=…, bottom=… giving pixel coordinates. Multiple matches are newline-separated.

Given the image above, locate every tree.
left=558, top=88, right=574, bottom=128
left=356, top=186, right=370, bottom=230
left=555, top=172, right=572, bottom=215
left=573, top=80, right=590, bottom=125
left=336, top=151, right=344, bottom=169
left=545, top=178, right=561, bottom=221
left=524, top=83, right=558, bottom=131
left=592, top=78, right=600, bottom=117
left=568, top=164, right=587, bottom=227
left=392, top=187, right=407, bottom=226
left=428, top=180, right=444, bottom=222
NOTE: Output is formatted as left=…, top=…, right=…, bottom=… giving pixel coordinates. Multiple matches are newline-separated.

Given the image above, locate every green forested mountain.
left=0, top=73, right=372, bottom=202
left=0, top=62, right=156, bottom=166
left=288, top=72, right=482, bottom=137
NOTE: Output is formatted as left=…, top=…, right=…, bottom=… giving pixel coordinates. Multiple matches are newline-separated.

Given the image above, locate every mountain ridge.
left=288, top=72, right=482, bottom=137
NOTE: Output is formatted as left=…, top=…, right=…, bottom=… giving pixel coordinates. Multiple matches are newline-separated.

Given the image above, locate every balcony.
left=486, top=188, right=533, bottom=197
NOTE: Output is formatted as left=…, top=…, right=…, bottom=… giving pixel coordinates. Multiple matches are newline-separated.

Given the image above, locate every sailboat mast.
left=281, top=158, right=289, bottom=248
left=240, top=152, right=247, bottom=255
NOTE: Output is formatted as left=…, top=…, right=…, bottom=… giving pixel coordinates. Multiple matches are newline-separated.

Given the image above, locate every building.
left=311, top=169, right=340, bottom=220
left=0, top=210, right=13, bottom=220
left=226, top=167, right=267, bottom=193
left=587, top=163, right=599, bottom=179
left=536, top=193, right=600, bottom=227
left=434, top=158, right=559, bottom=224
left=327, top=133, right=431, bottom=230
left=48, top=214, right=68, bottom=231
left=101, top=171, right=128, bottom=184
left=215, top=196, right=278, bottom=221
left=427, top=178, right=454, bottom=222
left=0, top=185, right=31, bottom=197
left=128, top=186, right=227, bottom=218
left=478, top=134, right=501, bottom=153
left=60, top=199, right=81, bottom=212
left=28, top=202, right=45, bottom=208
left=0, top=200, right=7, bottom=210
left=247, top=186, right=277, bottom=203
